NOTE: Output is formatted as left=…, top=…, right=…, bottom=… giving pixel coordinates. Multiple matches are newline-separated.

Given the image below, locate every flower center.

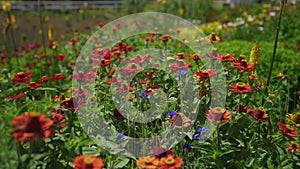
left=213, top=107, right=225, bottom=114
left=84, top=157, right=94, bottom=165
left=165, top=157, right=175, bottom=165
left=236, top=82, right=246, bottom=89
left=286, top=125, right=295, bottom=131
left=144, top=156, right=154, bottom=164
left=202, top=70, right=209, bottom=74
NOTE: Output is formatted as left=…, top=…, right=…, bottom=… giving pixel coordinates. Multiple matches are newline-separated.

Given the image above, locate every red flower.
left=122, top=63, right=142, bottom=74
left=55, top=54, right=67, bottom=61
left=294, top=45, right=300, bottom=51
left=246, top=107, right=268, bottom=122
left=12, top=72, right=32, bottom=84
left=106, top=76, right=122, bottom=84
left=177, top=53, right=190, bottom=59
left=143, top=36, right=155, bottom=43
left=6, top=93, right=24, bottom=100
left=126, top=55, right=146, bottom=64
left=73, top=155, right=104, bottom=169
left=205, top=107, right=232, bottom=123
left=11, top=111, right=54, bottom=142
left=189, top=54, right=202, bottom=60
left=39, top=76, right=52, bottom=83
left=232, top=60, right=254, bottom=73
left=98, top=23, right=105, bottom=28
left=69, top=39, right=78, bottom=45
left=158, top=35, right=172, bottom=42
left=52, top=73, right=66, bottom=81
left=51, top=111, right=66, bottom=127
left=219, top=53, right=235, bottom=62
left=230, top=82, right=252, bottom=93
left=171, top=113, right=191, bottom=128
left=284, top=43, right=289, bottom=48
left=71, top=72, right=95, bottom=82
left=195, top=70, right=217, bottom=79
left=169, top=60, right=191, bottom=73
left=278, top=122, right=298, bottom=137
left=28, top=82, right=43, bottom=89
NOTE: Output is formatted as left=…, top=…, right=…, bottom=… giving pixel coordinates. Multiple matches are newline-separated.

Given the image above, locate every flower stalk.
left=262, top=1, right=286, bottom=106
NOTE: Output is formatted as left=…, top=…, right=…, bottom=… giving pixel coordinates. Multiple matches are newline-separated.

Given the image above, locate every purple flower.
left=177, top=69, right=188, bottom=75
left=117, top=132, right=125, bottom=141
left=182, top=144, right=191, bottom=150
left=193, top=133, right=200, bottom=141
left=166, top=110, right=176, bottom=117
left=134, top=81, right=138, bottom=87
left=139, top=89, right=151, bottom=99
left=197, top=127, right=209, bottom=133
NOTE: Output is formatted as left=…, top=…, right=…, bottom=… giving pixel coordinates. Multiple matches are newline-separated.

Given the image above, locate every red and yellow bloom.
left=286, top=141, right=300, bottom=153
left=11, top=111, right=54, bottom=142
left=278, top=122, right=298, bottom=137
left=230, top=82, right=252, bottom=93
left=73, top=155, right=104, bottom=169
left=205, top=107, right=231, bottom=123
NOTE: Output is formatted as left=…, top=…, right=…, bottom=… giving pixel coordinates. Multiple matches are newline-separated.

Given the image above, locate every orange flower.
left=286, top=141, right=300, bottom=153
left=230, top=82, right=252, bottom=93
left=205, top=107, right=231, bottom=123
left=11, top=111, right=54, bottom=142
left=278, top=122, right=298, bottom=137
left=73, top=155, right=104, bottom=169
left=171, top=113, right=191, bottom=128
left=159, top=155, right=183, bottom=169
left=136, top=156, right=160, bottom=169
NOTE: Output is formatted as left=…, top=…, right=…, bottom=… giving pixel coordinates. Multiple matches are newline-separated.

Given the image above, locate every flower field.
left=1, top=0, right=300, bottom=169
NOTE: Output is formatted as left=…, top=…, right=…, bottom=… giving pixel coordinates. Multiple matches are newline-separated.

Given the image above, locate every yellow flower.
left=286, top=113, right=300, bottom=128
left=2, top=1, right=11, bottom=12
left=83, top=2, right=88, bottom=8
left=286, top=141, right=300, bottom=153
left=268, top=93, right=275, bottom=98
left=44, top=16, right=50, bottom=22
left=48, top=24, right=54, bottom=41
left=38, top=29, right=43, bottom=35
left=162, top=0, right=167, bottom=5
left=79, top=9, right=84, bottom=14
left=10, top=15, right=16, bottom=24
left=179, top=8, right=184, bottom=16
left=249, top=42, right=261, bottom=65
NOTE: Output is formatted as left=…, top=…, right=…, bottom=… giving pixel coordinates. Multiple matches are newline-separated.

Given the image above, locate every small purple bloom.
left=197, top=127, right=209, bottom=133
left=182, top=144, right=191, bottom=150
left=139, top=89, right=151, bottom=99
left=193, top=133, right=201, bottom=141
left=177, top=69, right=188, bottom=75
left=117, top=132, right=125, bottom=141
left=166, top=110, right=177, bottom=117
left=134, top=81, right=138, bottom=87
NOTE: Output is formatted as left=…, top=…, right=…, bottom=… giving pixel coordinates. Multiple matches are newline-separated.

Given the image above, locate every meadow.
left=1, top=0, right=300, bottom=169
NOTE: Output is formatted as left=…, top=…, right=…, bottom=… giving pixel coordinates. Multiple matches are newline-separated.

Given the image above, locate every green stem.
left=262, top=4, right=285, bottom=106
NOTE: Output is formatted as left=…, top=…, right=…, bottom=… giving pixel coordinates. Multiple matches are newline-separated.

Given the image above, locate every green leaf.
left=114, top=158, right=130, bottom=168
